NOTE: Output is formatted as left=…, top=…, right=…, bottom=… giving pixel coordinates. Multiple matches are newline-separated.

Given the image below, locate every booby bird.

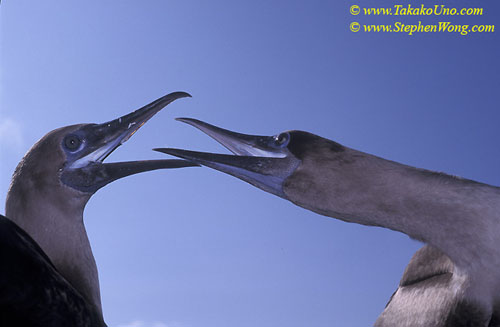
left=156, top=118, right=500, bottom=326
left=4, top=92, right=198, bottom=324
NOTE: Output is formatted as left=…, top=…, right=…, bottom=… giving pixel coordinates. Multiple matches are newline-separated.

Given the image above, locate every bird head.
left=6, top=92, right=198, bottom=213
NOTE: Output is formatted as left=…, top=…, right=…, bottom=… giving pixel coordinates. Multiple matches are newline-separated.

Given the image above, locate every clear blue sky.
left=1, top=1, right=499, bottom=326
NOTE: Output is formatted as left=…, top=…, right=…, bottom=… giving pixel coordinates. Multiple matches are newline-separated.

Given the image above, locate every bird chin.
left=60, top=163, right=112, bottom=194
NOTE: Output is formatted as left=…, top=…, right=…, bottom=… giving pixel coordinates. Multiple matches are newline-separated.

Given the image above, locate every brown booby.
left=155, top=118, right=500, bottom=327
left=3, top=92, right=198, bottom=325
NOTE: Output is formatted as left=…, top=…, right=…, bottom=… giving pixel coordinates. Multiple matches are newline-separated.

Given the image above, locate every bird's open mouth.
left=70, top=92, right=193, bottom=168
left=154, top=118, right=300, bottom=198
left=61, top=92, right=199, bottom=193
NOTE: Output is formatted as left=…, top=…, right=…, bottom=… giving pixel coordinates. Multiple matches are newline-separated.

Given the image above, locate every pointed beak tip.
left=175, top=91, right=192, bottom=99
left=174, top=118, right=208, bottom=131
left=153, top=148, right=172, bottom=155
left=175, top=117, right=196, bottom=124
left=163, top=91, right=191, bottom=104
left=153, top=148, right=190, bottom=161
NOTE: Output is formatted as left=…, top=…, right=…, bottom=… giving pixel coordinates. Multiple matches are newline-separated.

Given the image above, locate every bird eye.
left=274, top=132, right=290, bottom=147
left=63, top=135, right=82, bottom=151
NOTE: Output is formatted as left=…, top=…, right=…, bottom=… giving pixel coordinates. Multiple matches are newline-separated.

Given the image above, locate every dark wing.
left=375, top=245, right=492, bottom=327
left=0, top=214, right=105, bottom=327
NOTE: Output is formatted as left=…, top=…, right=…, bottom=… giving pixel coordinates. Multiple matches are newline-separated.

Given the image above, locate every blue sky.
left=1, top=1, right=499, bottom=326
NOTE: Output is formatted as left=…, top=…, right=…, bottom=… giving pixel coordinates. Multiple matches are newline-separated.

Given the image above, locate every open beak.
left=61, top=92, right=199, bottom=193
left=154, top=118, right=299, bottom=198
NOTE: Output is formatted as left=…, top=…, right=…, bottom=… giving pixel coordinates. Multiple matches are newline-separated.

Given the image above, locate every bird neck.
left=284, top=146, right=500, bottom=275
left=5, top=186, right=103, bottom=316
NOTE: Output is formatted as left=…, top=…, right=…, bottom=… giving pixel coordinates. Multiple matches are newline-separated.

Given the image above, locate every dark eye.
left=63, top=135, right=82, bottom=151
left=274, top=132, right=290, bottom=147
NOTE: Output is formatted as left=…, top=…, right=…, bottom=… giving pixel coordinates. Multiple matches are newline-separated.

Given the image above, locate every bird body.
left=158, top=118, right=500, bottom=326
left=0, top=213, right=104, bottom=326
left=376, top=245, right=487, bottom=327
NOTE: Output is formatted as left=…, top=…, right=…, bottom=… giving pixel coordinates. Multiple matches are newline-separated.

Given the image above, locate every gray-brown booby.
left=3, top=92, right=197, bottom=325
left=156, top=118, right=500, bottom=327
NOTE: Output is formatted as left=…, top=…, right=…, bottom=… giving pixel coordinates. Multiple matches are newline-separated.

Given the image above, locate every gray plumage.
left=376, top=245, right=500, bottom=326
left=0, top=214, right=104, bottom=326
